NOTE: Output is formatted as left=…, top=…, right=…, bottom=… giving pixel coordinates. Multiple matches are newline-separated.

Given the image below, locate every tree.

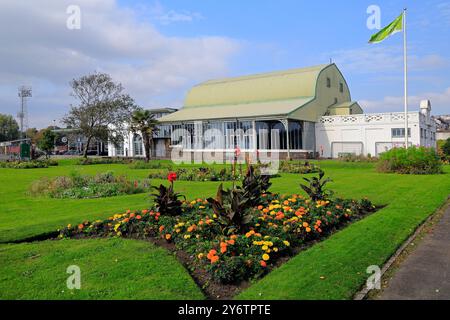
left=0, top=114, right=20, bottom=142
left=442, top=138, right=450, bottom=157
left=25, top=128, right=39, bottom=144
left=63, top=72, right=136, bottom=158
left=130, top=108, right=159, bottom=162
left=38, top=128, right=56, bottom=158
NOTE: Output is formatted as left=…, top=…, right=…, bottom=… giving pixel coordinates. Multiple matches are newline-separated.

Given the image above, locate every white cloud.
left=329, top=46, right=448, bottom=74
left=359, top=87, right=450, bottom=115
left=0, top=0, right=239, bottom=128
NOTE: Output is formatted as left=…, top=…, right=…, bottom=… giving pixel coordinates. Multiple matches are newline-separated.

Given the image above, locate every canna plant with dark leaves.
left=151, top=184, right=185, bottom=216
left=300, top=170, right=333, bottom=201
left=241, top=165, right=272, bottom=207
left=207, top=183, right=254, bottom=235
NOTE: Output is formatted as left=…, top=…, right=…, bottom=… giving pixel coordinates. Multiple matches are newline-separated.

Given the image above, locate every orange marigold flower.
left=302, top=222, right=309, bottom=227
left=257, top=205, right=264, bottom=210
left=210, top=255, right=219, bottom=263
left=78, top=224, right=84, bottom=230
left=230, top=235, right=238, bottom=240
left=306, top=227, right=312, bottom=233
left=260, top=260, right=267, bottom=267
left=159, top=225, right=165, bottom=232
left=142, top=209, right=148, bottom=214
left=136, top=215, right=142, bottom=220
left=220, top=246, right=227, bottom=254
left=227, top=239, right=235, bottom=245
left=130, top=213, right=135, bottom=218
left=165, top=234, right=171, bottom=240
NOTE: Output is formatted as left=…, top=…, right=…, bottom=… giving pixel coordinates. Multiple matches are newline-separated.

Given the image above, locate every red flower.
left=167, top=172, right=177, bottom=183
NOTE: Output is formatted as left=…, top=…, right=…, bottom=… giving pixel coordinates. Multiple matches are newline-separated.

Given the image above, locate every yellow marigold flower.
left=199, top=206, right=205, bottom=209
left=283, top=240, right=290, bottom=246
left=184, top=234, right=191, bottom=239
left=273, top=247, right=279, bottom=252
left=262, top=254, right=270, bottom=261
left=197, top=253, right=204, bottom=259
left=213, top=214, right=217, bottom=218
left=262, top=245, right=268, bottom=251
left=175, top=228, right=181, bottom=233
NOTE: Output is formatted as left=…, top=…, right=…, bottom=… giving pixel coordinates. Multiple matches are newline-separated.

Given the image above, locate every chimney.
left=420, top=100, right=431, bottom=124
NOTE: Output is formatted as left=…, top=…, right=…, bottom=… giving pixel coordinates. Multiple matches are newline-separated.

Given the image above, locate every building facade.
left=107, top=108, right=176, bottom=158
left=316, top=100, right=437, bottom=158
left=108, top=64, right=437, bottom=160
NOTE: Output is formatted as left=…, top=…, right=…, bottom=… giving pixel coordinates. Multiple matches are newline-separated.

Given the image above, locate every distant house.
left=107, top=108, right=177, bottom=158
left=434, top=115, right=450, bottom=141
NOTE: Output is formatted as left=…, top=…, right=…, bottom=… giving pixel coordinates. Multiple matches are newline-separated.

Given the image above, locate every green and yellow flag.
left=369, top=13, right=403, bottom=43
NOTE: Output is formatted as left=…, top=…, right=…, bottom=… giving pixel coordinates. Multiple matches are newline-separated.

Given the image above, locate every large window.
left=256, top=120, right=303, bottom=150
left=392, top=128, right=411, bottom=138
left=116, top=140, right=124, bottom=156
left=133, top=134, right=143, bottom=156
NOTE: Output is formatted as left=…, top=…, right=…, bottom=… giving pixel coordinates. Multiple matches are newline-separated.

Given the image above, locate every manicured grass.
left=238, top=165, right=450, bottom=299
left=0, top=160, right=449, bottom=299
left=0, top=238, right=204, bottom=299
left=0, top=163, right=232, bottom=243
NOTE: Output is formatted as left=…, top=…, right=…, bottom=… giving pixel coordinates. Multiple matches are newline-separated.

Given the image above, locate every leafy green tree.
left=442, top=138, right=450, bottom=157
left=0, top=114, right=20, bottom=142
left=38, top=128, right=56, bottom=158
left=63, top=72, right=136, bottom=158
left=130, top=108, right=159, bottom=162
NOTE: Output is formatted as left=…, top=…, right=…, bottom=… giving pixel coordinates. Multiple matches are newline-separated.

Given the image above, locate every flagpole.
left=403, top=8, right=409, bottom=148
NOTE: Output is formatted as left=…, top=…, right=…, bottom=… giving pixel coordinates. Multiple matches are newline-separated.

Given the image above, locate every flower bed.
left=279, top=160, right=321, bottom=174
left=58, top=175, right=376, bottom=292
left=148, top=167, right=242, bottom=182
left=0, top=159, right=58, bottom=169
left=128, top=160, right=174, bottom=170
left=75, top=157, right=133, bottom=165
left=30, top=171, right=150, bottom=199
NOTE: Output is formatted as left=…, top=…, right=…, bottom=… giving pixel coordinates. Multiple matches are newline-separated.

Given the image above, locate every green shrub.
left=377, top=146, right=443, bottom=174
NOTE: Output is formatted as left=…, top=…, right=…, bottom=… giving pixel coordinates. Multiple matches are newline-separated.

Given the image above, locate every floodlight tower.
left=18, top=86, right=32, bottom=139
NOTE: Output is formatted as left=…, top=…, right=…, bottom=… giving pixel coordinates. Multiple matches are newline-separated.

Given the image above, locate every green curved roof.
left=184, top=64, right=329, bottom=108
left=159, top=63, right=348, bottom=123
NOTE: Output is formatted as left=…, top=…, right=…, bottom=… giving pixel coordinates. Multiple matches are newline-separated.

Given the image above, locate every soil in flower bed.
left=58, top=193, right=379, bottom=299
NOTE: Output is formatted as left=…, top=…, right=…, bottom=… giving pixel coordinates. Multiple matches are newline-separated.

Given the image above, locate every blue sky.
left=0, top=0, right=449, bottom=128
left=120, top=0, right=450, bottom=112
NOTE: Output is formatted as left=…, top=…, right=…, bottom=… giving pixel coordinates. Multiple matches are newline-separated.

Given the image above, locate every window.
left=391, top=128, right=411, bottom=138
left=116, top=141, right=124, bottom=156
left=133, top=134, right=143, bottom=156
left=334, top=97, right=338, bottom=104
left=326, top=77, right=331, bottom=88
left=339, top=83, right=344, bottom=93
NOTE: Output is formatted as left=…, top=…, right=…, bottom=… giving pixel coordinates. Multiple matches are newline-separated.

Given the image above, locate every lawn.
left=0, top=238, right=203, bottom=299
left=0, top=159, right=449, bottom=299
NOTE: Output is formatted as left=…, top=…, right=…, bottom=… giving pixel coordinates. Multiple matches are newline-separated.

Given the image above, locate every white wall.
left=316, top=111, right=437, bottom=158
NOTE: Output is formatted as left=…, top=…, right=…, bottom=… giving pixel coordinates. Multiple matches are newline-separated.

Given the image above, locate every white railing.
left=319, top=112, right=419, bottom=125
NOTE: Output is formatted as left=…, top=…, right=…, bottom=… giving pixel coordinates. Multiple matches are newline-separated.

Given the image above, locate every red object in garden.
left=167, top=172, right=177, bottom=183
left=234, top=146, right=241, bottom=157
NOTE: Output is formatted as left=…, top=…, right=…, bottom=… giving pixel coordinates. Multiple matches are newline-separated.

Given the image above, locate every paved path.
left=379, top=204, right=450, bottom=300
